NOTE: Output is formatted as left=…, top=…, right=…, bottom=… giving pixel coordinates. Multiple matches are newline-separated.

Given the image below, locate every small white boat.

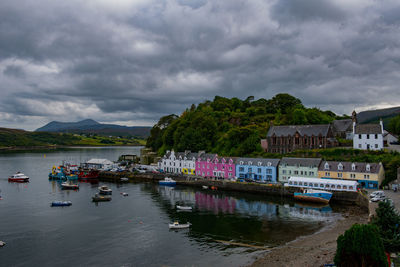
left=0, top=241, right=5, bottom=247
left=8, top=172, right=29, bottom=182
left=177, top=205, right=192, bottom=211
left=169, top=221, right=191, bottom=229
left=202, top=186, right=208, bottom=189
left=120, top=177, right=129, bottom=182
left=61, top=182, right=79, bottom=190
left=121, top=192, right=129, bottom=196
left=159, top=177, right=176, bottom=186
left=98, top=185, right=112, bottom=195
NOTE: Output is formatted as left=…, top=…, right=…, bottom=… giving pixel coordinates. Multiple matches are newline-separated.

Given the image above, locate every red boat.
left=78, top=170, right=99, bottom=180
left=8, top=172, right=29, bottom=183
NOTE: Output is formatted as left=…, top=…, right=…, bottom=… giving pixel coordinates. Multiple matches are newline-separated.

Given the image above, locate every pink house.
left=195, top=152, right=235, bottom=179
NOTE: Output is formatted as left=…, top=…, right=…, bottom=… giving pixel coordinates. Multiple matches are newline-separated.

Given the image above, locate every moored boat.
left=98, top=185, right=112, bottom=195
left=169, top=221, right=191, bottom=229
left=120, top=177, right=129, bottom=182
left=51, top=201, right=72, bottom=207
left=92, top=194, right=112, bottom=202
left=78, top=170, right=99, bottom=180
left=294, top=189, right=332, bottom=204
left=159, top=177, right=176, bottom=186
left=8, top=172, right=29, bottom=183
left=61, top=182, right=79, bottom=190
left=176, top=205, right=192, bottom=211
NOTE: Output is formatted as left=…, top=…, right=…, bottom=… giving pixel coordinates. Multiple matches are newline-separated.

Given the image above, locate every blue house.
left=235, top=157, right=280, bottom=183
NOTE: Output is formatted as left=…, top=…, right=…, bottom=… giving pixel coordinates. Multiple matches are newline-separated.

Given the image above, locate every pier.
left=98, top=171, right=369, bottom=211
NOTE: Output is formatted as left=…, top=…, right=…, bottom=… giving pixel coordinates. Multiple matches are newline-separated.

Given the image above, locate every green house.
left=278, top=157, right=322, bottom=183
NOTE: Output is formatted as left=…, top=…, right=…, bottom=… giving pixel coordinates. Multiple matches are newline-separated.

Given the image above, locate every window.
left=367, top=134, right=369, bottom=139
left=258, top=168, right=262, bottom=173
left=349, top=186, right=353, bottom=190
left=309, top=171, right=314, bottom=176
left=314, top=183, right=318, bottom=187
left=326, top=184, right=330, bottom=188
left=366, top=164, right=370, bottom=172
left=338, top=173, right=343, bottom=178
left=299, top=182, right=303, bottom=186
left=240, top=161, right=243, bottom=165
left=324, top=162, right=329, bottom=170
left=375, top=134, right=378, bottom=139
left=331, top=185, right=336, bottom=189
left=352, top=164, right=356, bottom=171
left=320, top=184, right=324, bottom=188
left=359, top=134, right=362, bottom=139
left=300, top=171, right=303, bottom=175
left=338, top=163, right=343, bottom=170
left=228, top=173, right=232, bottom=177
left=294, top=182, right=298, bottom=185
left=282, top=170, right=286, bottom=174
left=325, top=172, right=330, bottom=177
left=337, top=185, right=341, bottom=189
left=289, top=170, right=292, bottom=174
left=267, top=162, right=272, bottom=166
left=343, top=186, right=347, bottom=190
left=304, top=182, right=308, bottom=186
left=358, top=144, right=361, bottom=148
left=239, top=167, right=244, bottom=172
left=248, top=167, right=253, bottom=173
left=229, top=167, right=232, bottom=171
left=375, top=144, right=378, bottom=148
left=294, top=171, right=298, bottom=175
left=258, top=162, right=262, bottom=166
left=266, top=169, right=272, bottom=174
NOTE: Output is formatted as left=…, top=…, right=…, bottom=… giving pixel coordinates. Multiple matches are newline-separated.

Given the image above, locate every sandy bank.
left=249, top=208, right=368, bottom=267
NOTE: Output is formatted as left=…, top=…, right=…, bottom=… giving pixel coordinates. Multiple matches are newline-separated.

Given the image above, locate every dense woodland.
left=147, top=94, right=346, bottom=156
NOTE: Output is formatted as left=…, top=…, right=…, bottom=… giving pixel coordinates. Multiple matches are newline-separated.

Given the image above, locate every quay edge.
left=98, top=171, right=369, bottom=212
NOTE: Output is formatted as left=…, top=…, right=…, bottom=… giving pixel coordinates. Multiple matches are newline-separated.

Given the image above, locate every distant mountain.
left=36, top=119, right=151, bottom=138
left=357, top=106, right=400, bottom=129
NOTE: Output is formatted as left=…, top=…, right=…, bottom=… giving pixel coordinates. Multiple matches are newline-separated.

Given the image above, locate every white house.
left=84, top=158, right=114, bottom=170
left=159, top=150, right=198, bottom=174
left=352, top=116, right=384, bottom=151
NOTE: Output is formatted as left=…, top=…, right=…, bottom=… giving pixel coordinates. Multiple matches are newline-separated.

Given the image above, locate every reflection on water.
left=0, top=147, right=342, bottom=267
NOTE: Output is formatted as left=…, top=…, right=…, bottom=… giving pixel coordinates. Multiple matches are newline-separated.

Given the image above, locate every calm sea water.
left=0, top=147, right=341, bottom=267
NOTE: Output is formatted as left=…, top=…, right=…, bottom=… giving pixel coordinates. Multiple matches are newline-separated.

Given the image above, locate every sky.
left=1, top=0, right=400, bottom=130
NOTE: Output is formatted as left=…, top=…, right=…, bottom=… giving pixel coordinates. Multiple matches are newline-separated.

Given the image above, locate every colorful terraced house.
left=278, top=157, right=321, bottom=183
left=318, top=161, right=384, bottom=189
left=235, top=157, right=280, bottom=183
left=195, top=152, right=235, bottom=179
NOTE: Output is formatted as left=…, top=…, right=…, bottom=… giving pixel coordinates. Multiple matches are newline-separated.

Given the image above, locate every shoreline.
left=249, top=207, right=368, bottom=267
left=0, top=144, right=144, bottom=152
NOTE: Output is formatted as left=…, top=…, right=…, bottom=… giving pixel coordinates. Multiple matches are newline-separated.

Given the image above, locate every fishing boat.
left=294, top=189, right=332, bottom=204
left=168, top=221, right=191, bottom=229
left=61, top=181, right=79, bottom=190
left=176, top=205, right=192, bottom=211
left=159, top=177, right=176, bottom=186
left=8, top=172, right=29, bottom=183
left=98, top=185, right=112, bottom=195
left=92, top=194, right=112, bottom=202
left=120, top=177, right=129, bottom=182
left=78, top=170, right=99, bottom=180
left=51, top=201, right=72, bottom=207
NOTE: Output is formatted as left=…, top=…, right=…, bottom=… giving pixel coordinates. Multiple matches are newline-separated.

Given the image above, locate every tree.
left=388, top=114, right=400, bottom=135
left=334, top=224, right=387, bottom=267
left=371, top=200, right=400, bottom=252
left=270, top=93, right=303, bottom=114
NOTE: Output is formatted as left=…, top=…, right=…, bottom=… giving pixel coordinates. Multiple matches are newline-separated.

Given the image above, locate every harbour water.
left=0, top=147, right=342, bottom=266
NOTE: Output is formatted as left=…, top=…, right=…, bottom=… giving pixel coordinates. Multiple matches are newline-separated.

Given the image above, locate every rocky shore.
left=249, top=207, right=368, bottom=267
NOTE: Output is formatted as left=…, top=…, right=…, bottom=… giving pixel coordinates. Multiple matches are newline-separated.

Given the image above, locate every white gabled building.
left=352, top=111, right=384, bottom=151
left=158, top=150, right=198, bottom=175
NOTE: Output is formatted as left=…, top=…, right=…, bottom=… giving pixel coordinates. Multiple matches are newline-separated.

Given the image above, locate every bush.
left=334, top=224, right=387, bottom=267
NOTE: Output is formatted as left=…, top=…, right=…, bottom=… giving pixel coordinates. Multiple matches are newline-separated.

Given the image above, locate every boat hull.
left=8, top=178, right=29, bottom=183
left=51, top=201, right=72, bottom=207
left=294, top=192, right=332, bottom=204
left=159, top=181, right=176, bottom=186
left=92, top=196, right=112, bottom=202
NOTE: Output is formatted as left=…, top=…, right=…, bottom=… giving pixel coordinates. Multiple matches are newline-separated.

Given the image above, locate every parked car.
left=371, top=195, right=386, bottom=202
left=370, top=191, right=384, bottom=198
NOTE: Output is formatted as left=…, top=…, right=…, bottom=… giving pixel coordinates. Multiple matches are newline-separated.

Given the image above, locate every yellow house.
left=318, top=161, right=384, bottom=189
left=182, top=168, right=195, bottom=175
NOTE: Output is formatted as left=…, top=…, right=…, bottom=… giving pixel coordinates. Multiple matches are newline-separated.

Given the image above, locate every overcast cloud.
left=1, top=0, right=400, bottom=130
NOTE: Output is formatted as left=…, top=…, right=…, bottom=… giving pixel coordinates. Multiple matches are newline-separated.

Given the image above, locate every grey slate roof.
left=267, top=124, right=331, bottom=137
left=235, top=157, right=280, bottom=167
left=280, top=157, right=322, bottom=168
left=198, top=153, right=217, bottom=161
left=332, top=119, right=352, bottom=133
left=354, top=124, right=382, bottom=134
left=319, top=161, right=382, bottom=174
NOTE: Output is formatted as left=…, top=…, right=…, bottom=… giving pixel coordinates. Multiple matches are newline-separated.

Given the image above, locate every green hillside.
left=147, top=94, right=347, bottom=156
left=0, top=128, right=144, bottom=149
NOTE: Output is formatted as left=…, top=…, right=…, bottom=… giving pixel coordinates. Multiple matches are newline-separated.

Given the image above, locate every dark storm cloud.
left=0, top=0, right=400, bottom=130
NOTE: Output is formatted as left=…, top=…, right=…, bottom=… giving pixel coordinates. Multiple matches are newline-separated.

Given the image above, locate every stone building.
left=261, top=124, right=337, bottom=154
